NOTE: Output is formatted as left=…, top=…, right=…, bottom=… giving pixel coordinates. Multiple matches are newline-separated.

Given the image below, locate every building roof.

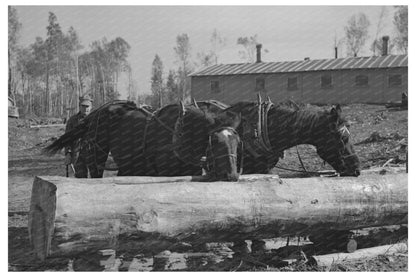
left=190, top=54, right=408, bottom=77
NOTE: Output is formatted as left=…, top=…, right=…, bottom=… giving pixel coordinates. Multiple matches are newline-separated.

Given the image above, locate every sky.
left=11, top=5, right=400, bottom=98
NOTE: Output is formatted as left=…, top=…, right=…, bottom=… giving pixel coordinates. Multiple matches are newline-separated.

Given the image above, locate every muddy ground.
left=8, top=104, right=408, bottom=271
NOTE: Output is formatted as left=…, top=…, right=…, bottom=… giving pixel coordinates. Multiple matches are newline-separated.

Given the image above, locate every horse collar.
left=245, top=102, right=275, bottom=158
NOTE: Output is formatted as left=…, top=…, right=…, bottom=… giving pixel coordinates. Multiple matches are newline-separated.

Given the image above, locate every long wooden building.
left=190, top=44, right=408, bottom=105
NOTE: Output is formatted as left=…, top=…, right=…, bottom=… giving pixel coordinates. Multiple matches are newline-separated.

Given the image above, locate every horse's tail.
left=42, top=122, right=88, bottom=155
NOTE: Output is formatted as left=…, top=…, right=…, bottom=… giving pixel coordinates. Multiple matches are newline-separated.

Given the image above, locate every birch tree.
left=151, top=54, right=164, bottom=108
left=393, top=6, right=408, bottom=54
left=174, top=33, right=193, bottom=102
left=8, top=6, right=22, bottom=100
left=344, top=13, right=371, bottom=57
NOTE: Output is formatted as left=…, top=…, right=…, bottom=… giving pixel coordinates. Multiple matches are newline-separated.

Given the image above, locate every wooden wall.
left=190, top=67, right=407, bottom=104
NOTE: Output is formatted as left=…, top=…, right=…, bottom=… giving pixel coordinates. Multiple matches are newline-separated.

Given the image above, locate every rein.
left=274, top=124, right=358, bottom=176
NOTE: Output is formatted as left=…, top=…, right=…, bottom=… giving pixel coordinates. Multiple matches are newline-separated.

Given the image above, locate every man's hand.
left=65, top=153, right=72, bottom=165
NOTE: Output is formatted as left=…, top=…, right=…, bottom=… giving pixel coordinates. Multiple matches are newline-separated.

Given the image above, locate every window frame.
left=287, top=76, right=298, bottom=91
left=355, top=75, right=369, bottom=87
left=388, top=74, right=402, bottom=87
left=210, top=80, right=221, bottom=94
left=255, top=77, right=266, bottom=91
left=320, top=74, right=333, bottom=89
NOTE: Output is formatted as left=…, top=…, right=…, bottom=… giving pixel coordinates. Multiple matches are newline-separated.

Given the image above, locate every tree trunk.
left=8, top=49, right=12, bottom=97
left=45, top=62, right=50, bottom=116
left=28, top=173, right=407, bottom=261
left=99, top=64, right=106, bottom=104
left=310, top=242, right=407, bottom=268
left=21, top=72, right=25, bottom=113
left=28, top=80, right=32, bottom=115
left=75, top=54, right=80, bottom=108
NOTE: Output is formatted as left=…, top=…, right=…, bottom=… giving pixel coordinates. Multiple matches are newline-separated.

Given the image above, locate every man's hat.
left=79, top=95, right=93, bottom=106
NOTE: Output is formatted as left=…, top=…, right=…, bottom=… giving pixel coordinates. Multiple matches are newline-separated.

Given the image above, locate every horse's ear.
left=330, top=104, right=342, bottom=118
left=335, top=104, right=342, bottom=113
left=235, top=112, right=242, bottom=127
left=192, top=98, right=199, bottom=109
left=257, top=94, right=262, bottom=105
left=179, top=100, right=186, bottom=117
left=225, top=111, right=242, bottom=129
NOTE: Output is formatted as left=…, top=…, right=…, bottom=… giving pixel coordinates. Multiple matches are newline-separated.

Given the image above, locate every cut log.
left=30, top=124, right=65, bottom=128
left=28, top=173, right=408, bottom=260
left=309, top=242, right=408, bottom=268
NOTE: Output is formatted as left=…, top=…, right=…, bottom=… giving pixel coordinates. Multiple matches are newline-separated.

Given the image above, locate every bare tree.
left=196, top=51, right=215, bottom=68
left=370, top=7, right=387, bottom=55
left=8, top=6, right=22, bottom=100
left=174, top=33, right=193, bottom=101
left=210, top=29, right=226, bottom=64
left=196, top=29, right=227, bottom=68
left=151, top=54, right=164, bottom=108
left=237, top=35, right=258, bottom=62
left=165, top=70, right=179, bottom=104
left=393, top=6, right=408, bottom=54
left=237, top=34, right=268, bottom=62
left=344, top=13, right=371, bottom=57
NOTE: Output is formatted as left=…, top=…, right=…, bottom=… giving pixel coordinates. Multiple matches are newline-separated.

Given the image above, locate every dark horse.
left=217, top=100, right=360, bottom=176
left=44, top=101, right=242, bottom=181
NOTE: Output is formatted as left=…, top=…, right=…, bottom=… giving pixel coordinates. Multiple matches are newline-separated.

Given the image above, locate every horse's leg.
left=89, top=148, right=108, bottom=178
left=241, top=154, right=275, bottom=174
left=254, top=156, right=273, bottom=174
left=85, top=144, right=108, bottom=178
left=251, top=239, right=267, bottom=253
left=74, top=155, right=89, bottom=178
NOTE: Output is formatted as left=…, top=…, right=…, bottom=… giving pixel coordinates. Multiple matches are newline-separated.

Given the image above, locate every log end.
left=28, top=176, right=57, bottom=261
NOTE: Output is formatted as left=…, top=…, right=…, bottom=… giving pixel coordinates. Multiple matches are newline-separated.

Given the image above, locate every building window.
left=321, top=74, right=332, bottom=88
left=210, top=80, right=220, bottom=93
left=255, top=77, right=265, bottom=91
left=287, top=77, right=298, bottom=90
left=388, top=75, right=402, bottom=87
left=355, top=75, right=369, bottom=87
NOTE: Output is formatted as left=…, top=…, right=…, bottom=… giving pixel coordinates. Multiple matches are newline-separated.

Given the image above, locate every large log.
left=309, top=242, right=408, bottom=268
left=28, top=173, right=407, bottom=260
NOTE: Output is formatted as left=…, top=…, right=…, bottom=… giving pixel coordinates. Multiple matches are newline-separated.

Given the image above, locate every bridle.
left=274, top=122, right=359, bottom=176
left=204, top=126, right=244, bottom=177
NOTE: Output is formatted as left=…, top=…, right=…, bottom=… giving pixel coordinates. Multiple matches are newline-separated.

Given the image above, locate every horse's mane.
left=155, top=103, right=212, bottom=119
left=154, top=103, right=179, bottom=118
left=197, top=100, right=230, bottom=110
left=223, top=101, right=336, bottom=132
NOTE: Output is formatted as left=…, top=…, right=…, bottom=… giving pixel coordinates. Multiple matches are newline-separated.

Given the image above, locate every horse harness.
left=87, top=101, right=148, bottom=171
left=171, top=108, right=244, bottom=172
left=203, top=126, right=244, bottom=176
left=141, top=105, right=221, bottom=169
left=242, top=101, right=280, bottom=160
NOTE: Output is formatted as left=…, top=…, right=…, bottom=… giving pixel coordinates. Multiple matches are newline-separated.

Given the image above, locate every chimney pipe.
left=382, top=36, right=389, bottom=56
left=256, top=44, right=262, bottom=63
left=335, top=47, right=338, bottom=59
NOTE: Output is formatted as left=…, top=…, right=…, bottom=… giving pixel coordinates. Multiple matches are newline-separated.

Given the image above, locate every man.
left=65, top=95, right=93, bottom=178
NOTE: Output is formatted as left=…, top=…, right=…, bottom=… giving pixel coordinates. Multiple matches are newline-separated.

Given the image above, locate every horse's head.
left=315, top=104, right=360, bottom=176
left=205, top=110, right=242, bottom=181
left=174, top=103, right=242, bottom=181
